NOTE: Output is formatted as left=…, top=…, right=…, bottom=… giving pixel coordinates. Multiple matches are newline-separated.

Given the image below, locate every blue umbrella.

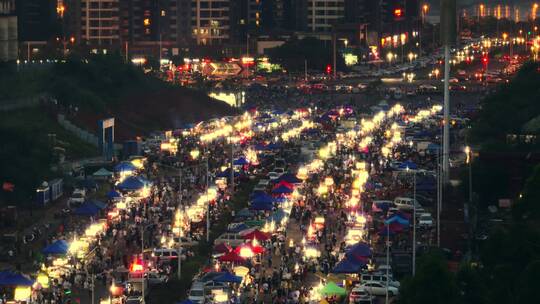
left=332, top=258, right=364, bottom=274
left=117, top=176, right=146, bottom=191
left=213, top=272, right=243, bottom=284
left=233, top=157, right=250, bottom=166
left=272, top=185, right=293, bottom=194
left=106, top=190, right=122, bottom=199
left=176, top=300, right=194, bottom=304
left=42, top=240, right=69, bottom=255
left=254, top=143, right=267, bottom=151
left=74, top=202, right=100, bottom=216
left=216, top=168, right=240, bottom=178
left=114, top=162, right=137, bottom=173
left=398, top=160, right=418, bottom=170
left=0, top=271, right=34, bottom=286
left=251, top=200, right=273, bottom=211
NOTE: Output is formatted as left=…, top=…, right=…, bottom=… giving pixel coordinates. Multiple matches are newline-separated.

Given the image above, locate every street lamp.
left=386, top=52, right=395, bottom=63
left=464, top=146, right=473, bottom=259
left=406, top=166, right=417, bottom=277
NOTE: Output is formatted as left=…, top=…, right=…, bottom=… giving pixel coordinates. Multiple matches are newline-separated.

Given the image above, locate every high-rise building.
left=0, top=0, right=17, bottom=61
left=191, top=0, right=231, bottom=45
left=16, top=0, right=57, bottom=41
left=306, top=0, right=344, bottom=33
left=80, top=0, right=120, bottom=47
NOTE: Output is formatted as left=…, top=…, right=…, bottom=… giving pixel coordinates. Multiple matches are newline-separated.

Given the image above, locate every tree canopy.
left=266, top=37, right=346, bottom=72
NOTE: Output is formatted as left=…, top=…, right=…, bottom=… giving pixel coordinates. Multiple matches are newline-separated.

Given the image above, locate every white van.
left=214, top=233, right=244, bottom=246
left=393, top=197, right=422, bottom=211
left=152, top=248, right=179, bottom=260
left=188, top=281, right=205, bottom=303
left=360, top=272, right=400, bottom=288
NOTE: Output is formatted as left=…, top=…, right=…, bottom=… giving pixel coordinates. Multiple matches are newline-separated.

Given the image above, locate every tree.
left=398, top=250, right=458, bottom=304
left=266, top=37, right=346, bottom=72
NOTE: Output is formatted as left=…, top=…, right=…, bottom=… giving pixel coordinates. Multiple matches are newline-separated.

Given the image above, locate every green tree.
left=267, top=37, right=346, bottom=72
left=398, top=250, right=458, bottom=304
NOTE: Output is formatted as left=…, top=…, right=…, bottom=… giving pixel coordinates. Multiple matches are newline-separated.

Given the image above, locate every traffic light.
left=394, top=8, right=403, bottom=19
left=326, top=64, right=332, bottom=75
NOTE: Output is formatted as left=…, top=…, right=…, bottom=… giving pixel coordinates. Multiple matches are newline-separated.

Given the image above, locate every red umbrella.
left=218, top=251, right=246, bottom=263
left=213, top=243, right=232, bottom=254
left=234, top=243, right=265, bottom=255
left=242, top=229, right=270, bottom=241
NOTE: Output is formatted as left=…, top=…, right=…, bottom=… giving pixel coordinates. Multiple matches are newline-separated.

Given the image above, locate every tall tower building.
left=0, top=0, right=17, bottom=61
left=192, top=0, right=231, bottom=45
left=306, top=0, right=345, bottom=33
left=80, top=0, right=120, bottom=47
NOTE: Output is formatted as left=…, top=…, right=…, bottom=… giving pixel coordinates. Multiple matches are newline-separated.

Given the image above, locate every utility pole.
left=177, top=169, right=182, bottom=280
left=206, top=155, right=210, bottom=242
left=441, top=0, right=456, bottom=183
left=412, top=171, right=417, bottom=276
left=333, top=33, right=337, bottom=79
left=304, top=59, right=308, bottom=82
left=230, top=139, right=234, bottom=193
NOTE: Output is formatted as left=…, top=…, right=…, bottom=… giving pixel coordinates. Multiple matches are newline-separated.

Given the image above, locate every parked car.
left=360, top=272, right=400, bottom=288
left=188, top=281, right=205, bottom=303
left=67, top=188, right=86, bottom=207
left=394, top=197, right=422, bottom=211
left=145, top=271, right=168, bottom=285
left=418, top=213, right=434, bottom=228
left=349, top=287, right=375, bottom=303
left=214, top=233, right=245, bottom=247
left=267, top=172, right=281, bottom=180
left=359, top=282, right=399, bottom=297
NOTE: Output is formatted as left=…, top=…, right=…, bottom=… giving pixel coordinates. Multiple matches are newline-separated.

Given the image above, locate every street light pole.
left=385, top=222, right=390, bottom=304
left=177, top=168, right=183, bottom=280
left=412, top=171, right=417, bottom=276
left=206, top=154, right=210, bottom=242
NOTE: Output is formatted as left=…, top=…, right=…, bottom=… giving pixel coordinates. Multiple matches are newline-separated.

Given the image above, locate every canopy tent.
left=244, top=220, right=265, bottom=227
left=346, top=242, right=372, bottom=258
left=273, top=180, right=294, bottom=189
left=331, top=258, right=364, bottom=274
left=272, top=185, right=294, bottom=194
left=79, top=179, right=98, bottom=190
left=0, top=271, right=34, bottom=286
left=427, top=143, right=441, bottom=151
left=234, top=243, right=265, bottom=255
left=277, top=174, right=302, bottom=184
left=74, top=202, right=100, bottom=216
left=213, top=243, right=232, bottom=254
left=398, top=160, right=418, bottom=170
left=254, top=143, right=267, bottom=151
left=88, top=200, right=107, bottom=209
left=117, top=176, right=147, bottom=191
left=266, top=143, right=281, bottom=150
left=218, top=252, right=246, bottom=263
left=385, top=215, right=410, bottom=226
left=242, top=229, right=270, bottom=241
left=213, top=272, right=243, bottom=284
left=106, top=190, right=122, bottom=199
left=319, top=281, right=347, bottom=296
left=250, top=193, right=274, bottom=204
left=267, top=209, right=287, bottom=223
left=236, top=208, right=254, bottom=218
left=92, top=168, right=113, bottom=178
left=114, top=162, right=137, bottom=173
left=228, top=223, right=249, bottom=233
left=233, top=157, right=250, bottom=166
left=42, top=240, right=69, bottom=255
left=378, top=222, right=405, bottom=236
left=216, top=168, right=241, bottom=178
left=251, top=200, right=273, bottom=211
